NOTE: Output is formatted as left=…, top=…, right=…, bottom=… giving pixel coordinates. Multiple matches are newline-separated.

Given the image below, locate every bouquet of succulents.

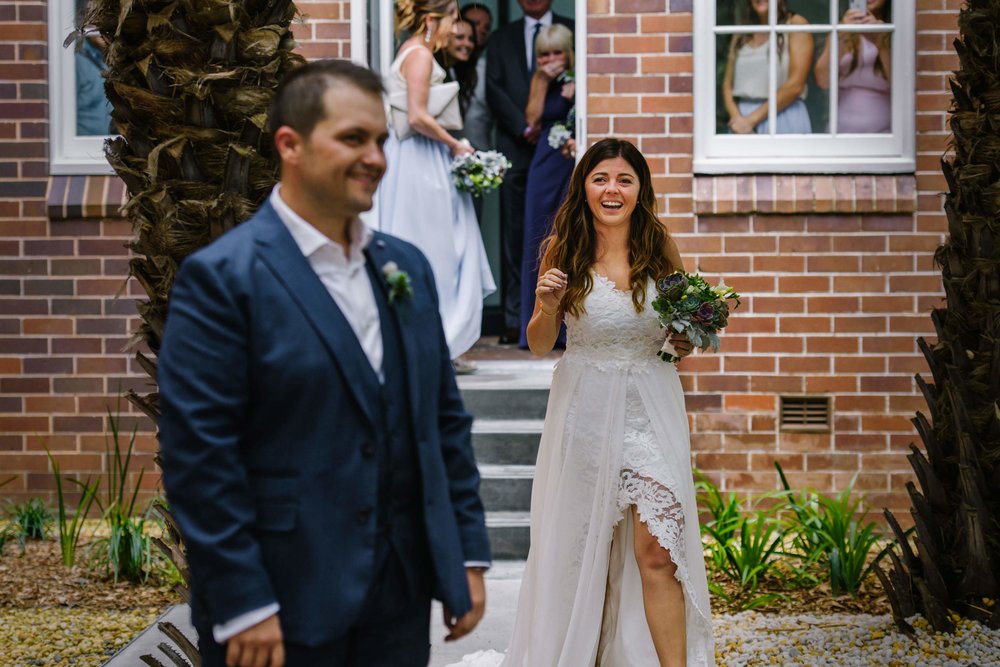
left=451, top=149, right=512, bottom=198
left=651, top=271, right=741, bottom=363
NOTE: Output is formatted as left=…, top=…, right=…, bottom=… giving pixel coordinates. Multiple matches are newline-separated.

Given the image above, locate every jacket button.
left=357, top=508, right=372, bottom=524
left=362, top=442, right=375, bottom=457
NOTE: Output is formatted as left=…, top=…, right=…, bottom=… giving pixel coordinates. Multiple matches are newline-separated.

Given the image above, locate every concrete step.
left=486, top=511, right=530, bottom=560
left=458, top=360, right=554, bottom=421
left=472, top=419, right=543, bottom=466
left=479, top=464, right=534, bottom=513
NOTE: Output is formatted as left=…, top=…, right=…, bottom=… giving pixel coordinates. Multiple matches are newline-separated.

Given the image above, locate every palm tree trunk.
left=84, top=0, right=305, bottom=601
left=876, top=0, right=1000, bottom=634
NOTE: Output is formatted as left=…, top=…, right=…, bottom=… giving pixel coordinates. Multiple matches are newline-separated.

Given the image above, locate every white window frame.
left=693, top=2, right=915, bottom=174
left=47, top=1, right=115, bottom=175
left=350, top=0, right=587, bottom=154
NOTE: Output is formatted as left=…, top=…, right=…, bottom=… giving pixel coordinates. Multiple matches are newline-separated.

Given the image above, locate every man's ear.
left=274, top=125, right=303, bottom=166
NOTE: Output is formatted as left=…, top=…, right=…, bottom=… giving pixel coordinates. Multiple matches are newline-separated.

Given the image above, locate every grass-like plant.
left=704, top=506, right=790, bottom=611
left=695, top=470, right=743, bottom=570
left=775, top=462, right=891, bottom=596
left=45, top=447, right=100, bottom=568
left=7, top=497, right=54, bottom=546
left=87, top=408, right=156, bottom=583
left=696, top=470, right=789, bottom=611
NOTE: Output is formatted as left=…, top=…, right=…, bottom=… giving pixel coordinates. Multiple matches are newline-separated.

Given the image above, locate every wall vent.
left=779, top=395, right=831, bottom=432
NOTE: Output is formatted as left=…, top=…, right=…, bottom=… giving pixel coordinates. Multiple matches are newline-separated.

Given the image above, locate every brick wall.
left=0, top=0, right=960, bottom=515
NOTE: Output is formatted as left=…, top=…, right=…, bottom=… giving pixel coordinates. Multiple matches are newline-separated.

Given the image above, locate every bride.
left=374, top=0, right=495, bottom=371
left=451, top=139, right=714, bottom=666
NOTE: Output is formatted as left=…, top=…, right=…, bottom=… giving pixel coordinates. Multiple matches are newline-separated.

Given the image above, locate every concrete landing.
left=106, top=561, right=526, bottom=667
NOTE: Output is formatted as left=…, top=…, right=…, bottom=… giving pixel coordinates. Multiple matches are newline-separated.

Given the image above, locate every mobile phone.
left=848, top=0, right=867, bottom=14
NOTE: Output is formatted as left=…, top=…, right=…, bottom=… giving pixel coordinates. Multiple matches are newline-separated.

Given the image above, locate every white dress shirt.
left=524, top=11, right=553, bottom=70
left=272, top=185, right=383, bottom=378
left=213, top=186, right=486, bottom=643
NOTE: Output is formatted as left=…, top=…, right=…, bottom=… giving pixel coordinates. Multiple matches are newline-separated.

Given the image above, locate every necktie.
left=529, top=22, right=542, bottom=72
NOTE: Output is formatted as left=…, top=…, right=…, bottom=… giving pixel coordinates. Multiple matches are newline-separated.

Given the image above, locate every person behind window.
left=519, top=24, right=575, bottom=349
left=814, top=0, right=892, bottom=133
left=722, top=0, right=813, bottom=134
left=75, top=0, right=113, bottom=138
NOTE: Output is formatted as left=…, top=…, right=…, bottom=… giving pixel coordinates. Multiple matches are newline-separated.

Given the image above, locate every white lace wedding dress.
left=450, top=273, right=714, bottom=667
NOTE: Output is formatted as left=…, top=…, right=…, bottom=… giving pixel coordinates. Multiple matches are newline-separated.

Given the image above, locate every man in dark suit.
left=158, top=59, right=490, bottom=667
left=486, top=0, right=573, bottom=343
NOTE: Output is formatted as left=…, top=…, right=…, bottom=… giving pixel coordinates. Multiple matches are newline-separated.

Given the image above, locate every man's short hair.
left=269, top=59, right=384, bottom=137
left=461, top=2, right=492, bottom=20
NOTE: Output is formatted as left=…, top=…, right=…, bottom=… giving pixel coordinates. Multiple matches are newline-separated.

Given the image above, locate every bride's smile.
left=585, top=156, right=639, bottom=227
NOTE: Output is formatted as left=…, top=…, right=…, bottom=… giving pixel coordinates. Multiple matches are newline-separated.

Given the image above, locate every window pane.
left=838, top=0, right=892, bottom=25
left=788, top=0, right=831, bottom=26
left=74, top=34, right=113, bottom=136
left=716, top=31, right=770, bottom=134
left=716, top=0, right=753, bottom=28
left=804, top=31, right=830, bottom=134
left=718, top=30, right=818, bottom=135
left=835, top=30, right=892, bottom=133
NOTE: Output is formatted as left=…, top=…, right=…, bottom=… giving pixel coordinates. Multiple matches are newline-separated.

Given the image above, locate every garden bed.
left=0, top=539, right=179, bottom=666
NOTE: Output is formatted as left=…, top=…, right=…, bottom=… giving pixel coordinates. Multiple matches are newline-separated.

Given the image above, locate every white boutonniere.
left=381, top=261, right=413, bottom=304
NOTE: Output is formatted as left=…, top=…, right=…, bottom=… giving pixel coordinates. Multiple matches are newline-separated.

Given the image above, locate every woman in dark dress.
left=518, top=24, right=576, bottom=348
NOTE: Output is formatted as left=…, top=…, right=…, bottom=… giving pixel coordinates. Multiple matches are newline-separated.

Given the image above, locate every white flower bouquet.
left=451, top=150, right=512, bottom=198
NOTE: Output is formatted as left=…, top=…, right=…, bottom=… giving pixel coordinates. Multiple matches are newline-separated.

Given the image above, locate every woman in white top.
left=814, top=0, right=892, bottom=133
left=722, top=0, right=813, bottom=134
left=375, top=0, right=496, bottom=371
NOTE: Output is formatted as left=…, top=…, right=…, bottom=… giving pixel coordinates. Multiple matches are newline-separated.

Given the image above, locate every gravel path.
left=0, top=607, right=161, bottom=666
left=714, top=611, right=999, bottom=666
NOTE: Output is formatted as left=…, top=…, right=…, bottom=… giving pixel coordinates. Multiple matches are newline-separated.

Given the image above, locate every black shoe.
left=497, top=328, right=519, bottom=345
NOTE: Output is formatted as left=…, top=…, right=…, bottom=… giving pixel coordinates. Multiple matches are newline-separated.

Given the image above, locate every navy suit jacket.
left=158, top=199, right=490, bottom=646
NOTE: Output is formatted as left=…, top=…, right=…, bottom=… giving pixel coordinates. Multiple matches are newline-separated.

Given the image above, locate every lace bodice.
left=563, top=273, right=664, bottom=370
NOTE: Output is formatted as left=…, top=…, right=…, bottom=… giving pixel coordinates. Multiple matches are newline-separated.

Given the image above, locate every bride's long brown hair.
left=539, top=138, right=676, bottom=317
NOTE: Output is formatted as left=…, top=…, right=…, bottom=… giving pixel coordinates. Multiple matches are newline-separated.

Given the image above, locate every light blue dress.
left=371, top=46, right=496, bottom=359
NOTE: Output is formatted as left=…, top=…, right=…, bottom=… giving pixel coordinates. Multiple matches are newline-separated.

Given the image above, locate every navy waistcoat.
left=366, top=258, right=432, bottom=598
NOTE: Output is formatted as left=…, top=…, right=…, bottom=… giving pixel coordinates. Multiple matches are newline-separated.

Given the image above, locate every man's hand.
left=443, top=568, right=487, bottom=642
left=225, top=615, right=284, bottom=667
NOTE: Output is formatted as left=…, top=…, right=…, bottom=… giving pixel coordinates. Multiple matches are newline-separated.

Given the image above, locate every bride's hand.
left=668, top=331, right=694, bottom=358
left=536, top=268, right=567, bottom=315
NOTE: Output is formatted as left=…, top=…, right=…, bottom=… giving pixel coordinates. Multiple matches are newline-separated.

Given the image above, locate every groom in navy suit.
left=159, top=59, right=490, bottom=667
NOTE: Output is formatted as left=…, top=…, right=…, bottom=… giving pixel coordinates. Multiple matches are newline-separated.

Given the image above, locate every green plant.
left=7, top=497, right=54, bottom=544
left=46, top=447, right=100, bottom=567
left=88, top=409, right=156, bottom=583
left=695, top=470, right=744, bottom=570
left=704, top=505, right=789, bottom=612
left=776, top=462, right=891, bottom=596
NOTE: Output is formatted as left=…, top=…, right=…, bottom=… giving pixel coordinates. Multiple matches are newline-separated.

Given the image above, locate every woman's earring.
left=425, top=25, right=432, bottom=42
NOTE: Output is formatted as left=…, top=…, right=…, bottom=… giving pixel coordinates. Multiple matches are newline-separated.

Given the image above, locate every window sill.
left=47, top=175, right=126, bottom=221
left=693, top=174, right=917, bottom=216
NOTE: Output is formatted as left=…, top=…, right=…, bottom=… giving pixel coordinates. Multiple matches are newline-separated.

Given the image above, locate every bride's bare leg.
left=631, top=506, right=686, bottom=667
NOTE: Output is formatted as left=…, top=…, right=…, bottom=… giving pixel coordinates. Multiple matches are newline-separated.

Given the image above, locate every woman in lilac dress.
left=814, top=0, right=892, bottom=133
left=518, top=24, right=575, bottom=348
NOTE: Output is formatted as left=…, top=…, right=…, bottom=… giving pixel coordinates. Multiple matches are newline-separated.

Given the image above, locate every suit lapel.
left=365, top=240, right=422, bottom=428
left=513, top=18, right=529, bottom=85
left=254, top=203, right=380, bottom=429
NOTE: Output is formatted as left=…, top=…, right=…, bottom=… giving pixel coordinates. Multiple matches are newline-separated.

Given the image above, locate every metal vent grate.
left=780, top=395, right=831, bottom=431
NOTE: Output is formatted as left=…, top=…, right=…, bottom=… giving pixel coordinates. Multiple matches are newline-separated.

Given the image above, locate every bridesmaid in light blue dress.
left=373, top=0, right=496, bottom=366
